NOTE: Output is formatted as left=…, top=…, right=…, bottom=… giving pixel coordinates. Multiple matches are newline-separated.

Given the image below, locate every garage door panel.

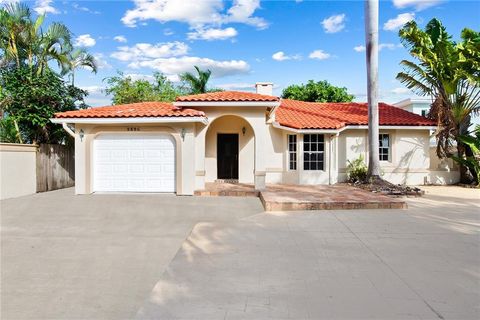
left=94, top=134, right=175, bottom=193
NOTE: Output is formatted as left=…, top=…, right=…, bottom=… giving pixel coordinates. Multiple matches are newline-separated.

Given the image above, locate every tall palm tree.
left=364, top=0, right=381, bottom=180
left=180, top=66, right=212, bottom=94
left=0, top=2, right=72, bottom=75
left=0, top=2, right=31, bottom=68
left=61, top=48, right=97, bottom=86
left=396, top=19, right=480, bottom=183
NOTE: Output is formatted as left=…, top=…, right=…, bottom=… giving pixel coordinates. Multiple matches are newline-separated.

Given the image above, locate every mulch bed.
left=344, top=180, right=424, bottom=197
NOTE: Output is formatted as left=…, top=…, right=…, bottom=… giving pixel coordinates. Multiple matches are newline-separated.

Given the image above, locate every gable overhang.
left=272, top=122, right=437, bottom=134
left=173, top=101, right=280, bottom=108
left=50, top=116, right=209, bottom=125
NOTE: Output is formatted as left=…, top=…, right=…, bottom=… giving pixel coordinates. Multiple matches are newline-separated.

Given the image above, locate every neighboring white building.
left=51, top=84, right=460, bottom=195
left=394, top=97, right=460, bottom=184
left=393, top=98, right=432, bottom=117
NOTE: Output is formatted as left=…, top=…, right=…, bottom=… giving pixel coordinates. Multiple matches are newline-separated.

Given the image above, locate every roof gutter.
left=272, top=122, right=436, bottom=133
left=50, top=116, right=209, bottom=125
left=62, top=122, right=75, bottom=138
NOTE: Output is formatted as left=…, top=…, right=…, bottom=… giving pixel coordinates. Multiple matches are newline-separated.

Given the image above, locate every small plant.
left=346, top=155, right=368, bottom=183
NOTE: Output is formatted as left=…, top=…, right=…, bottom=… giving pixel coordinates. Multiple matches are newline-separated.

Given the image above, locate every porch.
left=194, top=182, right=407, bottom=211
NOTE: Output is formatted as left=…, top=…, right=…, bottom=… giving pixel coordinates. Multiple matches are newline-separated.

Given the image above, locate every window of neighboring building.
left=288, top=135, right=297, bottom=170
left=303, top=134, right=324, bottom=170
left=379, top=134, right=390, bottom=161
left=421, top=109, right=427, bottom=117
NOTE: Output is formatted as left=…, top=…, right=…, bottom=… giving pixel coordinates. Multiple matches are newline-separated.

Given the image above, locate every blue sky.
left=8, top=0, right=480, bottom=106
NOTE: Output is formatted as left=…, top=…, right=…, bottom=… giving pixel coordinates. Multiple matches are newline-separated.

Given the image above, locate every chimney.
left=255, top=82, right=273, bottom=96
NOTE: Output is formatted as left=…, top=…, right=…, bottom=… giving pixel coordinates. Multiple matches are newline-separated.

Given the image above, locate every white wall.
left=336, top=128, right=454, bottom=185
left=0, top=143, right=37, bottom=200
left=73, top=123, right=195, bottom=195
left=204, top=115, right=255, bottom=183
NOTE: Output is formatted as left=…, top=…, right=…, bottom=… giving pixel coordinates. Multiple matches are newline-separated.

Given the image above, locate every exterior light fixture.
left=181, top=128, right=186, bottom=141
left=242, top=126, right=246, bottom=136
left=79, top=129, right=84, bottom=142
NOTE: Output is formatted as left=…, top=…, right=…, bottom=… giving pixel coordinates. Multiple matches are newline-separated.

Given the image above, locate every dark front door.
left=217, top=134, right=239, bottom=179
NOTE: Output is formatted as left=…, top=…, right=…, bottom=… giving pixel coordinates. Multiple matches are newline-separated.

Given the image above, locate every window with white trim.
left=379, top=134, right=390, bottom=161
left=303, top=134, right=324, bottom=170
left=288, top=135, right=297, bottom=170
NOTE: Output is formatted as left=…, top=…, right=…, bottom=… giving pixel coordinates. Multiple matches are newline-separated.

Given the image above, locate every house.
left=52, top=83, right=446, bottom=195
left=394, top=98, right=432, bottom=117
left=394, top=97, right=461, bottom=184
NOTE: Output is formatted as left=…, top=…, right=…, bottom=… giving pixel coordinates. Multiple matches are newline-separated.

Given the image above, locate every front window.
left=379, top=134, right=390, bottom=161
left=288, top=135, right=297, bottom=170
left=303, top=134, right=324, bottom=170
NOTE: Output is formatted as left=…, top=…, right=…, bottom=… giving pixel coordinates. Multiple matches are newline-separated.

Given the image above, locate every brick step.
left=194, top=190, right=259, bottom=197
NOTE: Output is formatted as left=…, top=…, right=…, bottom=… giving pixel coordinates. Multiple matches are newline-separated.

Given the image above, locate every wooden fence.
left=36, top=144, right=75, bottom=192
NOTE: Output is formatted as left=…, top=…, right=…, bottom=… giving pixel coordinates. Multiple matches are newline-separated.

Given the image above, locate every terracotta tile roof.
left=176, top=91, right=280, bottom=102
left=276, top=99, right=436, bottom=130
left=54, top=101, right=205, bottom=118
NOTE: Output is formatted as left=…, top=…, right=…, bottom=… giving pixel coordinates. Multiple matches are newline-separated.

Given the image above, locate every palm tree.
left=61, top=48, right=97, bottom=86
left=0, top=2, right=31, bottom=68
left=364, top=0, right=381, bottom=181
left=396, top=19, right=480, bottom=183
left=180, top=66, right=212, bottom=94
left=0, top=2, right=72, bottom=75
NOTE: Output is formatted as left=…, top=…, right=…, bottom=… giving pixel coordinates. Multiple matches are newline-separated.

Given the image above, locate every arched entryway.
left=204, top=115, right=255, bottom=183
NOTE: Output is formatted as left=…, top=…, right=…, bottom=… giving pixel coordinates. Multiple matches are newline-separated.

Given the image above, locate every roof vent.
left=255, top=82, right=273, bottom=96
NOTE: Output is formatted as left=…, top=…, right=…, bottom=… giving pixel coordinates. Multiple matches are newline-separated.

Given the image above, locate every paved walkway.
left=137, top=186, right=480, bottom=320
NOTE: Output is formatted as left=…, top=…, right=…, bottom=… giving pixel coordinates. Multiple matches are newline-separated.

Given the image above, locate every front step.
left=214, top=179, right=239, bottom=184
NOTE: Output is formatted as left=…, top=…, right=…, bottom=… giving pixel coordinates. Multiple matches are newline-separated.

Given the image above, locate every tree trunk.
left=365, top=0, right=381, bottom=180
left=13, top=118, right=23, bottom=144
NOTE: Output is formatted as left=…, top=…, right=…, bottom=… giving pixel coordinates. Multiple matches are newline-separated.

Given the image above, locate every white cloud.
left=114, top=35, right=128, bottom=43
left=309, top=50, right=331, bottom=60
left=128, top=56, right=249, bottom=78
left=34, top=0, right=59, bottom=15
left=224, top=0, right=268, bottom=29
left=216, top=83, right=254, bottom=90
left=111, top=42, right=189, bottom=61
left=75, top=34, right=96, bottom=47
left=93, top=53, right=112, bottom=69
left=72, top=3, right=100, bottom=14
left=353, top=43, right=401, bottom=52
left=379, top=43, right=399, bottom=51
left=122, top=0, right=267, bottom=29
left=393, top=0, right=442, bottom=11
left=354, top=45, right=366, bottom=52
left=321, top=14, right=346, bottom=33
left=391, top=87, right=411, bottom=94
left=164, top=28, right=174, bottom=36
left=79, top=85, right=104, bottom=94
left=187, top=27, right=238, bottom=41
left=384, top=12, right=415, bottom=31
left=272, top=51, right=301, bottom=61
left=0, top=0, right=19, bottom=5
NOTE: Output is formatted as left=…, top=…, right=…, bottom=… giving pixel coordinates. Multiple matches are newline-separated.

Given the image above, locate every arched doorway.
left=204, top=115, right=255, bottom=183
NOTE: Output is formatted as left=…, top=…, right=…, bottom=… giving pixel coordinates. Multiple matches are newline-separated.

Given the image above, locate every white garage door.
left=93, top=133, right=175, bottom=193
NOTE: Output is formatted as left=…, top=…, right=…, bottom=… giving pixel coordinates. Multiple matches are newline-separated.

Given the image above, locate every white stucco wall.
left=204, top=115, right=255, bottom=183
left=336, top=129, right=443, bottom=185
left=73, top=123, right=196, bottom=195
left=193, top=106, right=271, bottom=190
left=0, top=143, right=37, bottom=200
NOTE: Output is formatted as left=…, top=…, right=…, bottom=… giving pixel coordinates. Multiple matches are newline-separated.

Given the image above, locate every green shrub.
left=346, top=155, right=368, bottom=183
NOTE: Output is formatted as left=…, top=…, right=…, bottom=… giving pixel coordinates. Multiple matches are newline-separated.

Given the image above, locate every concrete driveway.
left=0, top=189, right=263, bottom=320
left=137, top=187, right=480, bottom=320
left=1, top=187, right=479, bottom=320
